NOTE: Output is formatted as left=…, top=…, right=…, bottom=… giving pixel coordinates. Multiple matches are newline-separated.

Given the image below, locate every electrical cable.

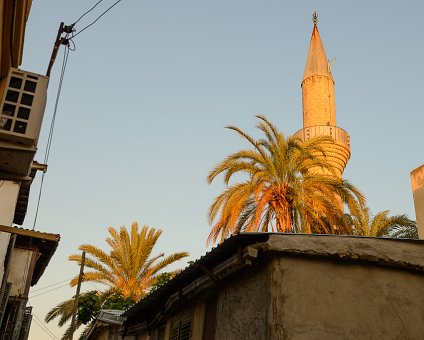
left=72, top=0, right=105, bottom=26
left=31, top=277, right=74, bottom=292
left=10, top=0, right=16, bottom=66
left=29, top=283, right=71, bottom=298
left=32, top=0, right=125, bottom=229
left=32, top=41, right=71, bottom=230
left=71, top=0, right=124, bottom=39
left=32, top=313, right=60, bottom=340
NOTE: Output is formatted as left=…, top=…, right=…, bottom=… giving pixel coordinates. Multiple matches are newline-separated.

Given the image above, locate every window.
left=170, top=312, right=192, bottom=340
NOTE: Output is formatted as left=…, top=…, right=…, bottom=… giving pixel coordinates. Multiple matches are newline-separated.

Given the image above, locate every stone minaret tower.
left=294, top=13, right=350, bottom=178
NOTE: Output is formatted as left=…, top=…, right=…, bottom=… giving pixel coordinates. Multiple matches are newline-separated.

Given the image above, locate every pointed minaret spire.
left=303, top=12, right=332, bottom=81
left=294, top=13, right=351, bottom=180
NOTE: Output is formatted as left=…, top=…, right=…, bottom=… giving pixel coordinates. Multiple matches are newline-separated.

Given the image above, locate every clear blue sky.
left=22, top=1, right=423, bottom=339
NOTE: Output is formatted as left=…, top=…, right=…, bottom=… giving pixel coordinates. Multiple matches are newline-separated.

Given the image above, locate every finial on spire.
left=312, top=11, right=318, bottom=25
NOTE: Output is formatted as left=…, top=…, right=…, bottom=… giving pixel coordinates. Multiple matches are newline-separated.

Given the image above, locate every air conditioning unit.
left=0, top=68, right=48, bottom=147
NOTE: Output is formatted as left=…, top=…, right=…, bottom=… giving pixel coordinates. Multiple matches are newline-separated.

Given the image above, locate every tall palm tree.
left=68, top=222, right=189, bottom=300
left=207, top=115, right=365, bottom=244
left=347, top=206, right=418, bottom=238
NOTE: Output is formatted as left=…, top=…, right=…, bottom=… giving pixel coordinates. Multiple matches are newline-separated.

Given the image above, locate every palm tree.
left=46, top=222, right=188, bottom=339
left=44, top=292, right=90, bottom=340
left=347, top=206, right=418, bottom=238
left=207, top=115, right=365, bottom=244
left=68, top=222, right=189, bottom=300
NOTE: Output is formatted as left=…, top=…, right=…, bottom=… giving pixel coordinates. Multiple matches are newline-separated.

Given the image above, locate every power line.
left=31, top=277, right=74, bottom=293
left=71, top=0, right=124, bottom=39
left=29, top=283, right=71, bottom=298
left=72, top=0, right=105, bottom=26
left=32, top=313, right=59, bottom=340
left=33, top=42, right=71, bottom=230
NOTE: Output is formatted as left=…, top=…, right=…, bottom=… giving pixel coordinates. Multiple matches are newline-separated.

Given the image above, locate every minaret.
left=295, top=13, right=350, bottom=178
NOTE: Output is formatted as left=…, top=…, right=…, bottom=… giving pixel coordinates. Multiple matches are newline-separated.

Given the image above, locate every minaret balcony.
left=294, top=125, right=350, bottom=149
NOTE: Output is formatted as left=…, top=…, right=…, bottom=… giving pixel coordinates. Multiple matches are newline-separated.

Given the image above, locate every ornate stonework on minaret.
left=294, top=13, right=350, bottom=178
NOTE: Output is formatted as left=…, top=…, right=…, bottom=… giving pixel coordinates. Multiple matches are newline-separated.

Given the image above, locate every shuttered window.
left=0, top=283, right=12, bottom=326
left=170, top=312, right=192, bottom=340
left=203, top=298, right=217, bottom=340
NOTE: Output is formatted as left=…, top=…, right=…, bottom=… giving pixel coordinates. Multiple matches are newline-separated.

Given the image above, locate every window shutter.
left=170, top=312, right=192, bottom=340
left=180, top=317, right=191, bottom=340
left=18, top=307, right=32, bottom=340
left=171, top=323, right=179, bottom=340
left=0, top=282, right=12, bottom=325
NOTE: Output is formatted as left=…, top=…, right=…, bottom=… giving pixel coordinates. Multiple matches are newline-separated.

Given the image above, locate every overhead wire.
left=29, top=283, right=71, bottom=298
left=71, top=0, right=124, bottom=39
left=31, top=277, right=74, bottom=292
left=32, top=38, right=71, bottom=230
left=31, top=313, right=60, bottom=340
left=72, top=0, right=106, bottom=26
left=31, top=0, right=125, bottom=229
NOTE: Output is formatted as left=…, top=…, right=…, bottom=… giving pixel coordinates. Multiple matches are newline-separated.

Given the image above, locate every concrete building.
left=411, top=164, right=424, bottom=239
left=0, top=1, right=60, bottom=338
left=0, top=225, right=59, bottom=339
left=120, top=233, right=424, bottom=340
left=294, top=13, right=350, bottom=178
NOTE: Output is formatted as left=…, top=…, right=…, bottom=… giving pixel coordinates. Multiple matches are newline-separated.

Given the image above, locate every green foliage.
left=77, top=291, right=99, bottom=324
left=102, top=292, right=135, bottom=310
left=150, top=272, right=172, bottom=292
left=347, top=206, right=418, bottom=238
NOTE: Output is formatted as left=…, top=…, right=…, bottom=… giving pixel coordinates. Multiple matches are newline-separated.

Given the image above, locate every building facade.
left=121, top=234, right=424, bottom=340
left=0, top=1, right=60, bottom=338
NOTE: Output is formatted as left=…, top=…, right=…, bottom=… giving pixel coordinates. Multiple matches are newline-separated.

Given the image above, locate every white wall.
left=0, top=180, right=20, bottom=226
left=0, top=232, right=11, bottom=284
left=8, top=248, right=37, bottom=297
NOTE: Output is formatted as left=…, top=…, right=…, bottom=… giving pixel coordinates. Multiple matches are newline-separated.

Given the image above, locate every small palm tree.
left=46, top=222, right=188, bottom=339
left=44, top=292, right=90, bottom=340
left=207, top=115, right=365, bottom=244
left=347, top=206, right=418, bottom=238
left=45, top=290, right=135, bottom=340
left=68, top=222, right=189, bottom=300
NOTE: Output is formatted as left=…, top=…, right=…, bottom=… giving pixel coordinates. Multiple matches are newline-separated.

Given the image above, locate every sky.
left=19, top=1, right=424, bottom=339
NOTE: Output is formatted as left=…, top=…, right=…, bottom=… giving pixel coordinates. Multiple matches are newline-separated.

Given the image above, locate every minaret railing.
left=293, top=125, right=350, bottom=148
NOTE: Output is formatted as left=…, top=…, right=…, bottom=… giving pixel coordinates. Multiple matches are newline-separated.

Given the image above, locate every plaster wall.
left=411, top=164, right=424, bottom=239
left=268, top=256, right=424, bottom=340
left=8, top=248, right=37, bottom=297
left=302, top=75, right=336, bottom=127
left=215, top=266, right=269, bottom=340
left=0, top=232, right=10, bottom=284
left=0, top=180, right=20, bottom=226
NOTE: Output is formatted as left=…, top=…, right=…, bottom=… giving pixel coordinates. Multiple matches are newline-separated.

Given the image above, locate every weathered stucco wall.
left=214, top=235, right=424, bottom=340
left=268, top=256, right=424, bottom=340
left=215, top=266, right=269, bottom=340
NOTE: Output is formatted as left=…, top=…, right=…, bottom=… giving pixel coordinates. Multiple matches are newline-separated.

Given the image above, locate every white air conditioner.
left=0, top=68, right=48, bottom=147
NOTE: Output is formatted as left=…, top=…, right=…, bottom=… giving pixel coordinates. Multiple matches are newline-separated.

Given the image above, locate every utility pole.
left=46, top=22, right=73, bottom=77
left=69, top=251, right=86, bottom=340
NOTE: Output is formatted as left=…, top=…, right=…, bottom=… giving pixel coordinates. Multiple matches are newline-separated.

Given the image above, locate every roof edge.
left=0, top=224, right=60, bottom=242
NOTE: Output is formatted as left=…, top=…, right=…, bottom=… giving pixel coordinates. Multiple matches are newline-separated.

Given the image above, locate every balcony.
left=294, top=125, right=350, bottom=148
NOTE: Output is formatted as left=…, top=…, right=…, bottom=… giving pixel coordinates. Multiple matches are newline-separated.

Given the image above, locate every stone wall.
left=215, top=266, right=269, bottom=340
